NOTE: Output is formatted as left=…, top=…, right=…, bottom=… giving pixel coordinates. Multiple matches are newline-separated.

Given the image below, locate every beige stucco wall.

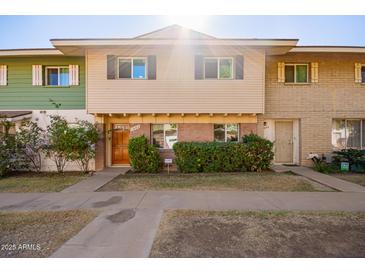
left=86, top=46, right=265, bottom=114
left=260, top=52, right=365, bottom=166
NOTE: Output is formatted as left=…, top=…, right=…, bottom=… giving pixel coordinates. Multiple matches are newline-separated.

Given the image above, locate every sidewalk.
left=272, top=165, right=365, bottom=192
left=61, top=167, right=130, bottom=193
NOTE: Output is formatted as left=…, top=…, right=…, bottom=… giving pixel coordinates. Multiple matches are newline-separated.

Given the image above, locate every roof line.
left=0, top=47, right=57, bottom=51
left=50, top=37, right=299, bottom=41
left=133, top=24, right=217, bottom=39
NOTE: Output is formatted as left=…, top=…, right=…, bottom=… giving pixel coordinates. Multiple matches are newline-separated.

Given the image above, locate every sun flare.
left=165, top=15, right=208, bottom=30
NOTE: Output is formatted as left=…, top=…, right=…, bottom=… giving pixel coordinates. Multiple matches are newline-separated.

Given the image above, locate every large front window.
left=46, top=66, right=69, bottom=86
left=214, top=124, right=239, bottom=142
left=362, top=66, right=365, bottom=83
left=332, top=119, right=365, bottom=149
left=285, top=64, right=308, bottom=83
left=118, top=57, right=146, bottom=79
left=204, top=57, right=233, bottom=79
left=152, top=124, right=178, bottom=149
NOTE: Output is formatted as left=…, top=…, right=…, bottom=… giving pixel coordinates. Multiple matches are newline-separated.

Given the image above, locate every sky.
left=0, top=15, right=364, bottom=49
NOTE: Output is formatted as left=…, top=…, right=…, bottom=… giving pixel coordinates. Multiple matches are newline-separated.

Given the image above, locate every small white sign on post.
left=164, top=158, right=173, bottom=174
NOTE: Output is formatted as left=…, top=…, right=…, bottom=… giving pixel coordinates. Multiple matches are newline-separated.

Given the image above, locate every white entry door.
left=275, top=121, right=294, bottom=164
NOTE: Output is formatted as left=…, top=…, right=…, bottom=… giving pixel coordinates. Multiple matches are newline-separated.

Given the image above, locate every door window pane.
left=361, top=66, right=365, bottom=83
left=226, top=124, right=239, bottom=142
left=205, top=59, right=218, bottom=79
left=47, top=68, right=59, bottom=86
left=214, top=124, right=225, bottom=142
left=284, top=65, right=294, bottom=83
left=219, top=58, right=232, bottom=79
left=152, top=124, right=164, bottom=148
left=332, top=119, right=346, bottom=149
left=347, top=120, right=361, bottom=148
left=59, top=67, right=69, bottom=86
left=133, top=59, right=146, bottom=79
left=164, top=124, right=177, bottom=149
left=296, top=65, right=308, bottom=83
left=152, top=124, right=178, bottom=149
left=119, top=59, right=131, bottom=78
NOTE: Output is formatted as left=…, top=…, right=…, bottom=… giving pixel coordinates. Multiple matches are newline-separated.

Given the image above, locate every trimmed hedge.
left=128, top=135, right=162, bottom=173
left=173, top=134, right=274, bottom=173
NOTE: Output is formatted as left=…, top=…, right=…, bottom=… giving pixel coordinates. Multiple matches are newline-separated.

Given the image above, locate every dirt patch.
left=0, top=210, right=96, bottom=258
left=107, top=209, right=136, bottom=223
left=99, top=172, right=325, bottom=192
left=92, top=196, right=123, bottom=208
left=150, top=210, right=365, bottom=258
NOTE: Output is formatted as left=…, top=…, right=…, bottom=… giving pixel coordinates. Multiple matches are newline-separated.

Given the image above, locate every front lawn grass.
left=332, top=173, right=365, bottom=187
left=0, top=210, right=96, bottom=258
left=0, top=172, right=89, bottom=192
left=150, top=210, right=365, bottom=258
left=99, top=172, right=324, bottom=192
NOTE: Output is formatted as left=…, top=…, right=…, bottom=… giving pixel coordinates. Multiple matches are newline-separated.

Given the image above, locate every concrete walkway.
left=61, top=167, right=130, bottom=193
left=0, top=189, right=364, bottom=257
left=273, top=165, right=365, bottom=192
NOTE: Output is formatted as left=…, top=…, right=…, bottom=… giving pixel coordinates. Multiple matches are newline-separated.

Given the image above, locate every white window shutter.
left=0, top=65, right=7, bottom=86
left=69, top=65, right=79, bottom=86
left=32, top=65, right=42, bottom=86
left=278, top=62, right=285, bottom=83
left=311, top=62, right=319, bottom=83
left=355, top=63, right=362, bottom=83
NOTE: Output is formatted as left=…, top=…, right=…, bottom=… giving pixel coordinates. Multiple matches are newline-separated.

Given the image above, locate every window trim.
left=151, top=123, right=178, bottom=150
left=284, top=63, right=309, bottom=84
left=214, top=123, right=240, bottom=142
left=332, top=119, right=364, bottom=150
left=117, top=57, right=147, bottom=80
left=361, top=64, right=365, bottom=84
left=203, top=57, right=234, bottom=80
left=45, top=66, right=69, bottom=87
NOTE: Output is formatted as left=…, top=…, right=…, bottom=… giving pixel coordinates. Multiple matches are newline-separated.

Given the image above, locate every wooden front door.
left=275, top=121, right=293, bottom=164
left=112, top=124, right=130, bottom=165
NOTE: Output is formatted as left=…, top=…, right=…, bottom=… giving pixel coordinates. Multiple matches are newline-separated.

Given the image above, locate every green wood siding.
left=0, top=56, right=85, bottom=110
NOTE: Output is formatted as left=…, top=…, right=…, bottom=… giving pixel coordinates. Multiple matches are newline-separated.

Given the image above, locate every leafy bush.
left=242, top=134, right=274, bottom=172
left=173, top=134, right=274, bottom=173
left=332, top=149, right=365, bottom=173
left=45, top=115, right=76, bottom=173
left=16, top=121, right=46, bottom=172
left=311, top=156, right=338, bottom=174
left=68, top=120, right=99, bottom=173
left=0, top=121, right=28, bottom=177
left=128, top=135, right=161, bottom=173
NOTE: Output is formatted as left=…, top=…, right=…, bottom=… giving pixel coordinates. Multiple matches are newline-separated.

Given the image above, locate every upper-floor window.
left=204, top=57, right=233, bottom=79
left=332, top=119, right=365, bottom=150
left=152, top=123, right=178, bottom=149
left=362, top=66, right=365, bottom=83
left=45, top=66, right=69, bottom=86
left=118, top=57, right=147, bottom=79
left=214, top=124, right=239, bottom=142
left=285, top=64, right=308, bottom=83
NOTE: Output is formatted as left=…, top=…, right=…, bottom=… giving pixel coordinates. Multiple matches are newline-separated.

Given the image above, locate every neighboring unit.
left=0, top=49, right=93, bottom=171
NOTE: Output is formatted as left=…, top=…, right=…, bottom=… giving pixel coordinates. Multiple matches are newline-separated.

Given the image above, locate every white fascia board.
left=51, top=39, right=298, bottom=47
left=290, top=47, right=365, bottom=53
left=0, top=49, right=63, bottom=56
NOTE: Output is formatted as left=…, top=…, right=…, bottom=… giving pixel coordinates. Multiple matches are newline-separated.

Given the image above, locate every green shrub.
left=128, top=135, right=161, bottom=173
left=332, top=149, right=365, bottom=173
left=242, top=134, right=274, bottom=172
left=173, top=134, right=274, bottom=173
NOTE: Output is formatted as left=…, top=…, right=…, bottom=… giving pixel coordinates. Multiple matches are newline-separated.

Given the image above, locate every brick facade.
left=260, top=53, right=365, bottom=166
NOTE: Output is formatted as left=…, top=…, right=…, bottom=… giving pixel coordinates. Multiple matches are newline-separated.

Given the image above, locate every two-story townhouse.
left=51, top=25, right=299, bottom=170
left=0, top=48, right=94, bottom=171
left=3, top=25, right=365, bottom=171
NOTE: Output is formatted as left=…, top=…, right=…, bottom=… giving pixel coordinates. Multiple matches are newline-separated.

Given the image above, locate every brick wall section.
left=130, top=123, right=151, bottom=140
left=95, top=123, right=106, bottom=171
left=178, top=123, right=214, bottom=141
left=240, top=123, right=257, bottom=137
left=261, top=52, right=365, bottom=166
